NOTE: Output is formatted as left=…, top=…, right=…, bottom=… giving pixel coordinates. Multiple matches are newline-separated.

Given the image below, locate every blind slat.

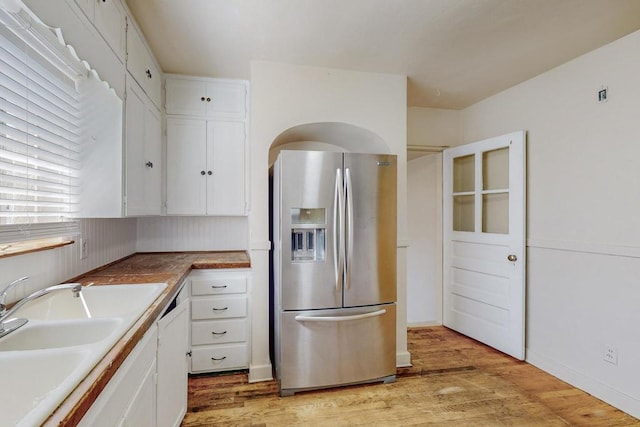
left=0, top=24, right=81, bottom=233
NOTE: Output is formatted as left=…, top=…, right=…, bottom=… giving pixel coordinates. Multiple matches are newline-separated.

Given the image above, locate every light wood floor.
left=182, top=326, right=639, bottom=426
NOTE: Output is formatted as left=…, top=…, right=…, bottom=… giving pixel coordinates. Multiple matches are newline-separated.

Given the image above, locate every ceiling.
left=125, top=0, right=640, bottom=110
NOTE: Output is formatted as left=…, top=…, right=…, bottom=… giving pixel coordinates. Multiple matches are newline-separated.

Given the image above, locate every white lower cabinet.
left=157, top=285, right=189, bottom=427
left=80, top=283, right=189, bottom=426
left=79, top=324, right=158, bottom=427
left=188, top=269, right=251, bottom=373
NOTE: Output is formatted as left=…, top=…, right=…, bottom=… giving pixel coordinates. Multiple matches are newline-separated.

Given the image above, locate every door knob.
left=507, top=254, right=517, bottom=262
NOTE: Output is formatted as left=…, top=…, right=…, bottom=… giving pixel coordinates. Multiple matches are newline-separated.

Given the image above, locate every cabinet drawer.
left=191, top=344, right=248, bottom=372
left=191, top=296, right=246, bottom=320
left=191, top=274, right=247, bottom=296
left=191, top=319, right=247, bottom=345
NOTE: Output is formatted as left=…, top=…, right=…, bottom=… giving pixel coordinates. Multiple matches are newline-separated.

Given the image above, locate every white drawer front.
left=191, top=344, right=248, bottom=372
left=191, top=319, right=247, bottom=345
left=191, top=296, right=247, bottom=320
left=191, top=274, right=247, bottom=296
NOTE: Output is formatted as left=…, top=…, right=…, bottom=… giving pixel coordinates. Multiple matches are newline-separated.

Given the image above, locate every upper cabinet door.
left=166, top=118, right=208, bottom=215
left=206, top=121, right=246, bottom=215
left=204, top=81, right=246, bottom=119
left=166, top=78, right=207, bottom=116
left=165, top=76, right=247, bottom=120
left=94, top=0, right=126, bottom=62
left=74, top=0, right=95, bottom=21
left=126, top=21, right=162, bottom=108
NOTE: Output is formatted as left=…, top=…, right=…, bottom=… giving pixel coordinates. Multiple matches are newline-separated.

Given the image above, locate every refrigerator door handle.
left=295, top=309, right=386, bottom=323
left=334, top=168, right=345, bottom=290
left=345, top=167, right=354, bottom=290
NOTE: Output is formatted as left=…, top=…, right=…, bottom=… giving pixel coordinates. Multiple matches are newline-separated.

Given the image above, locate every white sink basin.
left=1, top=282, right=167, bottom=426
left=0, top=348, right=92, bottom=427
left=13, top=283, right=167, bottom=320
left=0, top=318, right=122, bottom=351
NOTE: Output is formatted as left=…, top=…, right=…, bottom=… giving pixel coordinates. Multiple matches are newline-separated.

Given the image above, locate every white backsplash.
left=0, top=218, right=137, bottom=305
left=136, top=216, right=249, bottom=252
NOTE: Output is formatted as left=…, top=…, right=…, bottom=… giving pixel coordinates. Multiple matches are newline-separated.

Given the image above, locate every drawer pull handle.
left=211, top=331, right=227, bottom=335
left=211, top=285, right=227, bottom=289
left=211, top=356, right=227, bottom=361
left=212, top=307, right=228, bottom=311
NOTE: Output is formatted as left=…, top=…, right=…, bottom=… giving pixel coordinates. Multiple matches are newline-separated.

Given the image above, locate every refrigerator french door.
left=272, top=150, right=397, bottom=396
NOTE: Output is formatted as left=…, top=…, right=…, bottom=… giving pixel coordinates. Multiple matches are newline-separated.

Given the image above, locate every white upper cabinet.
left=73, top=0, right=126, bottom=62
left=166, top=76, right=247, bottom=120
left=165, top=75, right=249, bottom=217
left=125, top=76, right=162, bottom=216
left=166, top=118, right=246, bottom=216
left=94, top=0, right=127, bottom=62
left=74, top=0, right=94, bottom=20
left=126, top=20, right=162, bottom=109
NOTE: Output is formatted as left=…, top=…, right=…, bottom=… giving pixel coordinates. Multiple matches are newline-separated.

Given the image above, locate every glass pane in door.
left=453, top=195, right=474, bottom=232
left=483, top=147, right=509, bottom=190
left=482, top=193, right=509, bottom=234
left=453, top=154, right=475, bottom=193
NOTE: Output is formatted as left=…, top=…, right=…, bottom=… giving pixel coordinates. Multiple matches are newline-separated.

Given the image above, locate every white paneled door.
left=443, top=131, right=526, bottom=359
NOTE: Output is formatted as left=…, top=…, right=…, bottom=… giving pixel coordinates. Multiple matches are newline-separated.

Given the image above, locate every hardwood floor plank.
left=182, top=326, right=639, bottom=426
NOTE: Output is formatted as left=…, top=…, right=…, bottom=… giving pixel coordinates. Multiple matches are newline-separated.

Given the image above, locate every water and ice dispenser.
left=290, top=208, right=325, bottom=262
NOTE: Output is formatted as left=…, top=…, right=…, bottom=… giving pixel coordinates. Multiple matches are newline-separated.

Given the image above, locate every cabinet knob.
left=206, top=97, right=211, bottom=102
left=145, top=69, right=152, bottom=79
left=200, top=96, right=205, bottom=101
left=186, top=350, right=192, bottom=357
left=200, top=170, right=206, bottom=175
left=207, top=170, right=212, bottom=175
left=507, top=254, right=518, bottom=262
left=145, top=161, right=153, bottom=168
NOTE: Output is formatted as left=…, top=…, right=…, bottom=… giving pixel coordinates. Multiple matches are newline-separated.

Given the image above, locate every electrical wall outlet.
left=598, top=86, right=608, bottom=102
left=603, top=345, right=618, bottom=365
left=80, top=238, right=88, bottom=260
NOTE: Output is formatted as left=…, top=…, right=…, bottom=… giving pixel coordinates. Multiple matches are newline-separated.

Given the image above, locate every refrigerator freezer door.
left=278, top=150, right=344, bottom=311
left=277, top=304, right=396, bottom=393
left=343, top=153, right=397, bottom=307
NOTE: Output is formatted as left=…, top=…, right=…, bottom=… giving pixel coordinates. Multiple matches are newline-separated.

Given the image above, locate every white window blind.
left=0, top=5, right=83, bottom=243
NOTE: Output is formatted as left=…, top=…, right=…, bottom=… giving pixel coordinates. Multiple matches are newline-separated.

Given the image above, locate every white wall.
left=406, top=107, right=460, bottom=325
left=408, top=107, right=460, bottom=148
left=459, top=29, right=640, bottom=418
left=249, top=61, right=409, bottom=381
left=0, top=219, right=136, bottom=303
left=136, top=217, right=248, bottom=252
left=407, top=154, right=442, bottom=325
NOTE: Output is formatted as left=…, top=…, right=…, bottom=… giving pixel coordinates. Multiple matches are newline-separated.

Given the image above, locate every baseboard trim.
left=248, top=363, right=273, bottom=383
left=396, top=350, right=412, bottom=368
left=527, top=349, right=639, bottom=418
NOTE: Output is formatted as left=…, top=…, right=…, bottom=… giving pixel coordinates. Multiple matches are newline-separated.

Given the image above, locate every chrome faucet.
left=0, top=279, right=82, bottom=338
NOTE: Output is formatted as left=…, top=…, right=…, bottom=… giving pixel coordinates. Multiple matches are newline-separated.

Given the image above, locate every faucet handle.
left=0, top=276, right=29, bottom=314
left=0, top=276, right=29, bottom=297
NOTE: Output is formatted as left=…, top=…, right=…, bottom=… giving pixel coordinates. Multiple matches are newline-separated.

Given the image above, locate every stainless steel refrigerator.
left=272, top=150, right=397, bottom=396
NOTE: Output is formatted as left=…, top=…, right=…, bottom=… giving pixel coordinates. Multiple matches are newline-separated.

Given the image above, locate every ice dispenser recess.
left=291, top=208, right=325, bottom=262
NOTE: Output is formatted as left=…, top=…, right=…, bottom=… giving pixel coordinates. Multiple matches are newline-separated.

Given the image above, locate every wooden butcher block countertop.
left=44, top=251, right=250, bottom=427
